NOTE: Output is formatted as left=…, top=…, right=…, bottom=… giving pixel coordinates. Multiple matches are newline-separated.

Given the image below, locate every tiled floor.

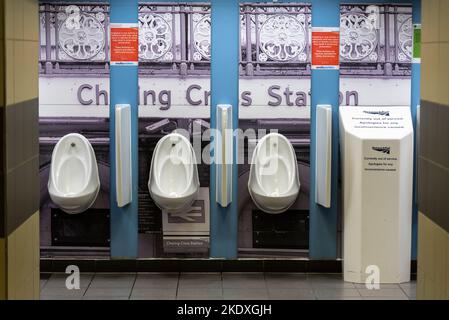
left=40, top=273, right=416, bottom=300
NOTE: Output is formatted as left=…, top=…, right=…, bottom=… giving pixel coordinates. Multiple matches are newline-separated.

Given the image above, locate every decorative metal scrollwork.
left=340, top=13, right=378, bottom=61
left=58, top=5, right=106, bottom=60
left=139, top=13, right=173, bottom=61
left=258, top=14, right=306, bottom=62
left=193, top=14, right=211, bottom=60
left=398, top=16, right=412, bottom=61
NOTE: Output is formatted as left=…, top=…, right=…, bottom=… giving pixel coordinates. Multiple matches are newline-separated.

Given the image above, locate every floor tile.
left=83, top=296, right=130, bottom=300
left=399, top=282, right=417, bottom=290
left=40, top=286, right=86, bottom=299
left=401, top=287, right=417, bottom=299
left=179, top=273, right=222, bottom=289
left=307, top=274, right=356, bottom=289
left=40, top=279, right=48, bottom=291
left=265, top=273, right=311, bottom=289
left=222, top=273, right=266, bottom=289
left=131, top=296, right=176, bottom=300
left=362, top=296, right=409, bottom=300
left=223, top=288, right=269, bottom=300
left=89, top=273, right=136, bottom=289
left=40, top=295, right=83, bottom=300
left=38, top=271, right=416, bottom=301
left=131, top=288, right=177, bottom=300
left=353, top=283, right=401, bottom=289
left=44, top=273, right=93, bottom=289
left=177, top=288, right=223, bottom=300
left=267, top=288, right=315, bottom=300
left=357, top=288, right=409, bottom=299
left=134, top=273, right=179, bottom=289
left=84, top=287, right=132, bottom=298
left=314, top=288, right=361, bottom=300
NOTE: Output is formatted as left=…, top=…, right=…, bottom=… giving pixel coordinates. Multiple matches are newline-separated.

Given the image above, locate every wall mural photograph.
left=38, top=1, right=412, bottom=259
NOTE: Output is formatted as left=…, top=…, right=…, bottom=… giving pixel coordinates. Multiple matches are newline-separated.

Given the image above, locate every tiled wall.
left=0, top=0, right=5, bottom=302
left=0, top=0, right=40, bottom=300
left=418, top=0, right=449, bottom=300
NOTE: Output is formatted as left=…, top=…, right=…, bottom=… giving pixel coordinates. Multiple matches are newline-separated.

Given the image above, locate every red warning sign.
left=110, top=23, right=139, bottom=65
left=312, top=28, right=340, bottom=69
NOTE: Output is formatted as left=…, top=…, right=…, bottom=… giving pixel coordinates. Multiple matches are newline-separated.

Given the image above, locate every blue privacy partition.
left=308, top=0, right=340, bottom=259
left=109, top=0, right=139, bottom=259
left=411, top=0, right=421, bottom=260
left=210, top=0, right=240, bottom=259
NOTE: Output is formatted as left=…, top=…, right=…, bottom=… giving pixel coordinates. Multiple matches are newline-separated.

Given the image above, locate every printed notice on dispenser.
left=110, top=23, right=138, bottom=66
left=349, top=110, right=406, bottom=130
left=363, top=144, right=398, bottom=173
left=312, top=28, right=340, bottom=70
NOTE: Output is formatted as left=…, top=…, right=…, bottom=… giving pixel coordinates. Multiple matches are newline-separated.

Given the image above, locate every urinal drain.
left=71, top=143, right=76, bottom=147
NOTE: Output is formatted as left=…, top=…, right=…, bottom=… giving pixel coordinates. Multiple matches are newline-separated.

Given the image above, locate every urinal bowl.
left=248, top=133, right=300, bottom=214
left=151, top=188, right=198, bottom=213
left=48, top=133, right=100, bottom=214
left=50, top=190, right=99, bottom=214
left=251, top=189, right=299, bottom=214
left=148, top=133, right=200, bottom=213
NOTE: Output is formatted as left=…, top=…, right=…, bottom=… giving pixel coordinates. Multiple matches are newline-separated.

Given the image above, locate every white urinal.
left=148, top=133, right=199, bottom=213
left=48, top=133, right=100, bottom=214
left=248, top=133, right=300, bottom=214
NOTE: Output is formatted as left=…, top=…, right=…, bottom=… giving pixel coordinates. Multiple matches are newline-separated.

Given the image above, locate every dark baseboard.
left=41, top=258, right=417, bottom=276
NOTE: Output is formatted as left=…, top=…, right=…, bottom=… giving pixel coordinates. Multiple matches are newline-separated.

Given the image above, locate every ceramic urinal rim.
left=248, top=132, right=300, bottom=214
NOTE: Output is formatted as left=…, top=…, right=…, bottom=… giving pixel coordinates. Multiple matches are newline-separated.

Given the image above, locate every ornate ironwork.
left=193, top=13, right=211, bottom=61
left=398, top=16, right=412, bottom=61
left=138, top=13, right=173, bottom=61
left=39, top=2, right=412, bottom=77
left=57, top=5, right=106, bottom=61
left=258, top=14, right=307, bottom=62
left=340, top=12, right=378, bottom=61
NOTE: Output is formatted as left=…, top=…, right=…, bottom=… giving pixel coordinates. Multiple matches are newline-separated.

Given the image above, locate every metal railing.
left=339, top=4, right=412, bottom=77
left=39, top=2, right=412, bottom=77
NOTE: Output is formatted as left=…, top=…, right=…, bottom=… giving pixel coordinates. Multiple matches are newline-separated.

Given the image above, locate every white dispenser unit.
left=216, top=104, right=233, bottom=207
left=339, top=106, right=413, bottom=283
left=316, top=104, right=332, bottom=208
left=115, top=104, right=132, bottom=207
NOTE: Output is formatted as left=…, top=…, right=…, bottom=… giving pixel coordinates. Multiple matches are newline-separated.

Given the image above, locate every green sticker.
left=413, top=24, right=421, bottom=61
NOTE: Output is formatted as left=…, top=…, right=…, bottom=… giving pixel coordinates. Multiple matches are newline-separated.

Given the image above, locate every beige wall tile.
left=23, top=0, right=39, bottom=42
left=7, top=212, right=39, bottom=300
left=13, top=40, right=25, bottom=104
left=0, top=0, right=4, bottom=41
left=6, top=229, right=17, bottom=299
left=5, top=40, right=14, bottom=106
left=445, top=232, right=449, bottom=300
left=4, top=0, right=14, bottom=40
left=11, top=39, right=38, bottom=104
left=20, top=41, right=38, bottom=101
left=417, top=212, right=449, bottom=299
left=421, top=42, right=439, bottom=103
left=13, top=0, right=24, bottom=41
left=31, top=213, right=39, bottom=298
left=422, top=0, right=440, bottom=43
left=438, top=43, right=449, bottom=106
left=0, top=238, right=5, bottom=300
left=440, top=0, right=449, bottom=43
left=418, top=213, right=426, bottom=273
left=0, top=40, right=4, bottom=108
left=431, top=222, right=448, bottom=299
